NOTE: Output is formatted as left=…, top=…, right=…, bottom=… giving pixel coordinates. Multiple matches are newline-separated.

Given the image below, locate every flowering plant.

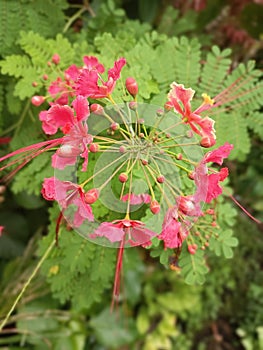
left=0, top=52, right=244, bottom=308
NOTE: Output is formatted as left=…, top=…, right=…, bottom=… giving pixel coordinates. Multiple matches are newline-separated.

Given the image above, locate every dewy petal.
left=51, top=152, right=77, bottom=170
left=193, top=162, right=208, bottom=203
left=204, top=142, right=234, bottom=165
left=93, top=222, right=124, bottom=242
left=72, top=95, right=90, bottom=122
left=83, top=56, right=105, bottom=73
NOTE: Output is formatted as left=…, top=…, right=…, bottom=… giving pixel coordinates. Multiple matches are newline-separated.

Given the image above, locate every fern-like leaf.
left=39, top=206, right=116, bottom=311
left=179, top=244, right=209, bottom=285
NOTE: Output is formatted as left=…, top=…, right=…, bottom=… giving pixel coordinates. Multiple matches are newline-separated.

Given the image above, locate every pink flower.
left=48, top=64, right=81, bottom=105
left=166, top=82, right=216, bottom=144
left=204, top=142, right=234, bottom=165
left=158, top=207, right=185, bottom=249
left=121, top=193, right=151, bottom=205
left=92, top=219, right=156, bottom=246
left=40, top=95, right=89, bottom=135
left=193, top=143, right=233, bottom=203
left=0, top=226, right=4, bottom=236
left=41, top=177, right=94, bottom=226
left=76, top=58, right=126, bottom=98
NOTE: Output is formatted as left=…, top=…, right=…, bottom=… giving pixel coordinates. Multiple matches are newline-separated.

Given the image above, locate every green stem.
left=0, top=239, right=56, bottom=332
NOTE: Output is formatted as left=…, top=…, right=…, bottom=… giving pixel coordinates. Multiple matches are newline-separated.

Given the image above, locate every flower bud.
left=32, top=81, right=38, bottom=87
left=188, top=244, right=197, bottom=255
left=156, top=108, right=164, bottom=117
left=157, top=175, right=165, bottom=183
left=52, top=54, right=60, bottom=65
left=176, top=153, right=183, bottom=160
left=89, top=143, right=99, bottom=153
left=119, top=173, right=128, bottom=183
left=119, top=145, right=126, bottom=153
left=200, top=136, right=216, bottom=148
left=150, top=200, right=160, bottom=214
left=85, top=188, right=99, bottom=204
left=111, top=122, right=119, bottom=131
left=42, top=74, right=48, bottom=80
left=125, top=77, right=138, bottom=97
left=31, top=95, right=45, bottom=106
left=129, top=101, right=137, bottom=110
left=90, top=103, right=104, bottom=115
left=164, top=102, right=173, bottom=111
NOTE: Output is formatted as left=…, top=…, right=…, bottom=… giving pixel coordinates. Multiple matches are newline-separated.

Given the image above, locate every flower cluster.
left=0, top=54, right=235, bottom=304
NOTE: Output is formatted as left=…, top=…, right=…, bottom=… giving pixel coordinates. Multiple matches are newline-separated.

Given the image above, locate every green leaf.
left=179, top=244, right=209, bottom=285
left=209, top=229, right=238, bottom=259
left=90, top=308, right=138, bottom=348
left=39, top=206, right=116, bottom=311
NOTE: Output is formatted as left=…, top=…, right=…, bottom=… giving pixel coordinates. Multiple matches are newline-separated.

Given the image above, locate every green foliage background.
left=0, top=0, right=263, bottom=349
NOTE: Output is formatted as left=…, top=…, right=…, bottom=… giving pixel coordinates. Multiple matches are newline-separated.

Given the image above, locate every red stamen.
left=229, top=194, right=261, bottom=224
left=111, top=238, right=125, bottom=311
left=55, top=212, right=64, bottom=246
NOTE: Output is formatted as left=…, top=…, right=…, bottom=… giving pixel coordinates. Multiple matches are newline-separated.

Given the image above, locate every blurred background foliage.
left=0, top=0, right=262, bottom=349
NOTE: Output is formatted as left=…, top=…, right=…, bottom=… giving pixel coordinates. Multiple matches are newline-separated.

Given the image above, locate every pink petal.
left=64, top=64, right=80, bottom=81
left=41, top=177, right=56, bottom=201
left=72, top=96, right=90, bottom=122
left=83, top=56, right=105, bottom=73
left=206, top=173, right=223, bottom=203
left=46, top=105, right=74, bottom=135
left=51, top=153, right=77, bottom=169
left=204, top=142, right=233, bottom=165
left=108, top=58, right=126, bottom=80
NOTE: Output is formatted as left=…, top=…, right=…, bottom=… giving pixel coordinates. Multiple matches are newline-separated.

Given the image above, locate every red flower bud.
left=119, top=173, right=128, bottom=183
left=176, top=153, right=183, bottom=160
left=119, top=145, right=126, bottom=153
left=31, top=95, right=45, bottom=106
left=111, top=122, right=119, bottom=131
left=32, top=81, right=38, bottom=87
left=52, top=54, right=60, bottom=65
left=125, top=77, right=138, bottom=97
left=188, top=244, right=197, bottom=255
left=129, top=101, right=137, bottom=110
left=90, top=103, right=104, bottom=115
left=89, top=143, right=99, bottom=153
left=157, top=175, right=165, bottom=183
left=200, top=136, right=216, bottom=148
left=150, top=200, right=160, bottom=214
left=42, top=74, right=48, bottom=80
left=85, top=188, right=99, bottom=204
